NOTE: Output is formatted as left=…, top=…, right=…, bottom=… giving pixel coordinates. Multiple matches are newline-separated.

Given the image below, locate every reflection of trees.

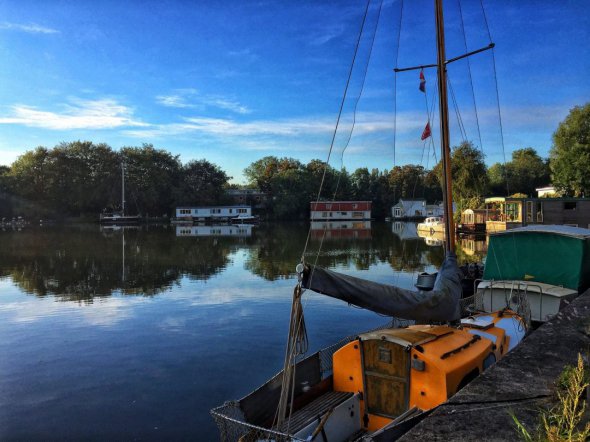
left=0, top=226, right=243, bottom=302
left=1, top=222, right=452, bottom=302
left=245, top=222, right=445, bottom=280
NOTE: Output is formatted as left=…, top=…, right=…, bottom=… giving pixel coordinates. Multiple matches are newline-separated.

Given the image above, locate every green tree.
left=177, top=159, right=231, bottom=206
left=121, top=144, right=182, bottom=216
left=434, top=141, right=489, bottom=199
left=550, top=103, right=590, bottom=196
left=243, top=156, right=302, bottom=193
left=506, top=148, right=550, bottom=197
left=488, top=162, right=507, bottom=196
left=9, top=147, right=51, bottom=204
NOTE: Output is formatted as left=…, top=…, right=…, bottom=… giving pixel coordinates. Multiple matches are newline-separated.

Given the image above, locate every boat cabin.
left=310, top=201, right=372, bottom=221
left=212, top=312, right=525, bottom=441
left=485, top=196, right=590, bottom=232
left=457, top=208, right=490, bottom=233
left=175, top=205, right=251, bottom=222
left=477, top=225, right=590, bottom=322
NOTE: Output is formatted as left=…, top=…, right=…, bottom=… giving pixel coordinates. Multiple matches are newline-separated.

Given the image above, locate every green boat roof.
left=483, top=225, right=590, bottom=292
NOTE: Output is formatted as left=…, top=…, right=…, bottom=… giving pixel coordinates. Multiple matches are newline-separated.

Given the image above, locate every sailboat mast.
left=121, top=162, right=126, bottom=216
left=434, top=0, right=455, bottom=253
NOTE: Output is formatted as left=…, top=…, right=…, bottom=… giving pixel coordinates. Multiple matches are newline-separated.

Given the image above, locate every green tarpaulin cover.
left=484, top=225, right=590, bottom=292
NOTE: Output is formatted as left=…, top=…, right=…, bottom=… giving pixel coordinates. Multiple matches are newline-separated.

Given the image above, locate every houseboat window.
left=341, top=212, right=347, bottom=216
left=526, top=201, right=533, bottom=222
left=394, top=208, right=402, bottom=217
left=326, top=204, right=331, bottom=210
left=505, top=202, right=521, bottom=222
left=229, top=209, right=233, bottom=213
left=322, top=212, right=327, bottom=217
left=180, top=209, right=191, bottom=215
left=353, top=203, right=358, bottom=209
left=564, top=202, right=577, bottom=210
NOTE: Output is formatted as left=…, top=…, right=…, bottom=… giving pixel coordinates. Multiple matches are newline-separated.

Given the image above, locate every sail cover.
left=301, top=252, right=462, bottom=322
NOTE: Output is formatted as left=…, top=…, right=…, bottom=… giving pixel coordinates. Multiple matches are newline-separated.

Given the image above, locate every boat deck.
left=274, top=390, right=352, bottom=434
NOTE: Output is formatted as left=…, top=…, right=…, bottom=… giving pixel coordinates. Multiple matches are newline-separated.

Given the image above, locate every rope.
left=479, top=0, right=509, bottom=196
left=457, top=0, right=484, bottom=153
left=447, top=74, right=467, bottom=142
left=300, top=0, right=373, bottom=264
left=276, top=283, right=308, bottom=428
left=392, top=0, right=405, bottom=168
left=332, top=0, right=385, bottom=201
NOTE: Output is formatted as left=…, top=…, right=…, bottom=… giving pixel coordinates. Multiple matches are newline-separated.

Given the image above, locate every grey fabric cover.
left=302, top=252, right=462, bottom=322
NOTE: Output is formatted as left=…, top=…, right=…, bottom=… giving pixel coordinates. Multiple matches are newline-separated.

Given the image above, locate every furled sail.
left=301, top=252, right=462, bottom=322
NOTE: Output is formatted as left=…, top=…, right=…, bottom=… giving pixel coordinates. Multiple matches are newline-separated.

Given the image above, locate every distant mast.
left=434, top=0, right=455, bottom=253
left=121, top=162, right=126, bottom=216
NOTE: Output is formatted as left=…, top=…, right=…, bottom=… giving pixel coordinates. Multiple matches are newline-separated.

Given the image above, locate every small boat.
left=476, top=224, right=590, bottom=323
left=230, top=214, right=259, bottom=224
left=417, top=216, right=445, bottom=234
left=99, top=162, right=141, bottom=225
left=211, top=1, right=530, bottom=440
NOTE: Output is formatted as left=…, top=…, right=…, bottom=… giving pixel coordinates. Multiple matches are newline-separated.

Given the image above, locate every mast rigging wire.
left=457, top=0, right=484, bottom=153
left=479, top=0, right=510, bottom=196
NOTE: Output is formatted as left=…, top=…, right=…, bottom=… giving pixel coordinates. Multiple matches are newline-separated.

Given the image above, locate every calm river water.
left=0, top=222, right=485, bottom=440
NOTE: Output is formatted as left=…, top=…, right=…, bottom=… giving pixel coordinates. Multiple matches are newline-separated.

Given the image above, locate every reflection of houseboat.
left=310, top=221, right=371, bottom=239
left=476, top=225, right=590, bottom=322
left=175, top=224, right=253, bottom=237
left=391, top=221, right=418, bottom=240
left=457, top=209, right=491, bottom=233
left=485, top=197, right=590, bottom=232
left=310, top=201, right=371, bottom=221
left=174, top=205, right=252, bottom=223
left=459, top=235, right=487, bottom=257
left=417, top=228, right=445, bottom=246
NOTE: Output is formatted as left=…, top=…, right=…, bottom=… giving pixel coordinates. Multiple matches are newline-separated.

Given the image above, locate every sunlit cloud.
left=0, top=98, right=148, bottom=130
left=156, top=94, right=194, bottom=108
left=155, top=89, right=251, bottom=114
left=125, top=111, right=423, bottom=140
left=0, top=21, right=59, bottom=34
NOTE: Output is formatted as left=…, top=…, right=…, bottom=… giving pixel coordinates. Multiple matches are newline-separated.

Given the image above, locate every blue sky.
left=0, top=0, right=588, bottom=183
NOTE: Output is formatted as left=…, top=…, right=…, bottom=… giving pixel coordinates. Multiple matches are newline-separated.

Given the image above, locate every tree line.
left=0, top=103, right=587, bottom=221
left=0, top=142, right=230, bottom=220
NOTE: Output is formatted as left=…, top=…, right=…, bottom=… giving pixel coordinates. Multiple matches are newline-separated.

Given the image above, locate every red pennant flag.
left=421, top=122, right=431, bottom=140
left=419, top=70, right=426, bottom=93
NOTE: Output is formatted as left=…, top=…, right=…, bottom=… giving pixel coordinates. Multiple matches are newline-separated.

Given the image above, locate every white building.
left=175, top=205, right=251, bottom=221
left=391, top=199, right=427, bottom=219
left=535, top=186, right=560, bottom=198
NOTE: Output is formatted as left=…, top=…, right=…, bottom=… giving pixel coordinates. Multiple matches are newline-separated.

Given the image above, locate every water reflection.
left=0, top=225, right=244, bottom=301
left=0, top=223, right=483, bottom=302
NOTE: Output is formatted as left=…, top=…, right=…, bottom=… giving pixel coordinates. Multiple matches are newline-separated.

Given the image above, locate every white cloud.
left=0, top=98, right=148, bottom=130
left=0, top=22, right=59, bottom=34
left=155, top=89, right=251, bottom=114
left=156, top=94, right=194, bottom=108
left=125, top=110, right=422, bottom=140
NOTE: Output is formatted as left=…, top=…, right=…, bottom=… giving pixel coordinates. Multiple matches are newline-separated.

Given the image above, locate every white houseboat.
left=174, top=205, right=252, bottom=223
